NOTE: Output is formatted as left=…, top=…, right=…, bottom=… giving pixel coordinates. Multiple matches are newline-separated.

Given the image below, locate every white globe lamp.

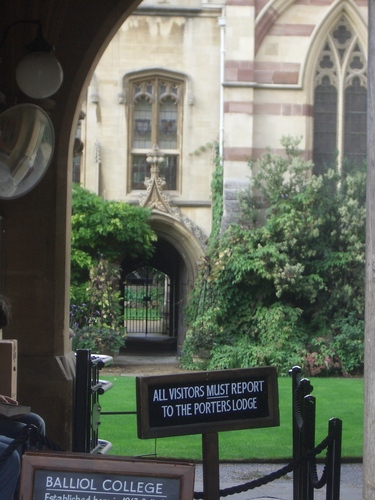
left=16, top=51, right=63, bottom=99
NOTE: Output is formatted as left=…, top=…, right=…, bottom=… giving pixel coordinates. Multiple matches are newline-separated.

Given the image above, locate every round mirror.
left=0, top=103, right=55, bottom=199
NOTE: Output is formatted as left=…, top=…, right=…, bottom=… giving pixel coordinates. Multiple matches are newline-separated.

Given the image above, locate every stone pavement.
left=193, top=462, right=362, bottom=499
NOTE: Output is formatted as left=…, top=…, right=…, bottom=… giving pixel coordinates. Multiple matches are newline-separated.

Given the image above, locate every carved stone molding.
left=139, top=145, right=207, bottom=246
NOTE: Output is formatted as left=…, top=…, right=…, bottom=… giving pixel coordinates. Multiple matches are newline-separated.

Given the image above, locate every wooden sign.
left=19, top=451, right=195, bottom=500
left=137, top=367, right=279, bottom=438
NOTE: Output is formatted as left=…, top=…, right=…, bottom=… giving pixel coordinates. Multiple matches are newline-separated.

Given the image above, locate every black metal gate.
left=123, top=266, right=170, bottom=336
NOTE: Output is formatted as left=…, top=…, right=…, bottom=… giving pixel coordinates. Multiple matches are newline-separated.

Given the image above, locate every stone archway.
left=150, top=213, right=206, bottom=353
left=0, top=0, right=148, bottom=450
left=122, top=213, right=205, bottom=354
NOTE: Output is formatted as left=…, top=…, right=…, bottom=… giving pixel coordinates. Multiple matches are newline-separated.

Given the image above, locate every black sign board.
left=137, top=367, right=279, bottom=438
left=20, top=451, right=195, bottom=500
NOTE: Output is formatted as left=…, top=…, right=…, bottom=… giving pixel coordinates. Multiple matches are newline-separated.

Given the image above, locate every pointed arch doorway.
left=121, top=215, right=206, bottom=355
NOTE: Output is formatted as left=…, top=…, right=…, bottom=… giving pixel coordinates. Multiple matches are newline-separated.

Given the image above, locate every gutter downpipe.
left=218, top=15, right=226, bottom=164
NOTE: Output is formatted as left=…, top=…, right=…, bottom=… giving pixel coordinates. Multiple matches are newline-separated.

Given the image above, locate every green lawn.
left=125, top=309, right=161, bottom=320
left=99, top=375, right=363, bottom=461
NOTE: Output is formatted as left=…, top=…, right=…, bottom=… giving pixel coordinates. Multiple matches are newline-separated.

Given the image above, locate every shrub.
left=70, top=259, right=126, bottom=356
left=71, top=324, right=126, bottom=355
left=182, top=137, right=365, bottom=376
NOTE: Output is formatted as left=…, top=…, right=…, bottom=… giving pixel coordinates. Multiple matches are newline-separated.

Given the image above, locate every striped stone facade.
left=80, top=0, right=368, bottom=239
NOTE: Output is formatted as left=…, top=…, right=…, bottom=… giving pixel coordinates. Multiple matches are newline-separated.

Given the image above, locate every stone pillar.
left=0, top=145, right=75, bottom=450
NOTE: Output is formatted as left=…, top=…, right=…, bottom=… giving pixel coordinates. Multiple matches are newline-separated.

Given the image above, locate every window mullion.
left=154, top=99, right=160, bottom=148
left=337, top=66, right=344, bottom=169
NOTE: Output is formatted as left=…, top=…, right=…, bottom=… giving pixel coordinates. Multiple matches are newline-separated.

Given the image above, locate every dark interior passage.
left=120, top=238, right=185, bottom=354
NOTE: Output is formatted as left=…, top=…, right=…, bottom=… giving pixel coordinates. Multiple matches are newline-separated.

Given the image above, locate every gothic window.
left=313, top=17, right=367, bottom=174
left=129, top=76, right=182, bottom=190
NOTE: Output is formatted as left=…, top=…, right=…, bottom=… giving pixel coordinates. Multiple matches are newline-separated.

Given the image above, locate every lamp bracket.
left=0, top=20, right=52, bottom=52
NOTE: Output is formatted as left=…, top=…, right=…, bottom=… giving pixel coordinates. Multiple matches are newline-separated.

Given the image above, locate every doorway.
left=123, top=266, right=171, bottom=337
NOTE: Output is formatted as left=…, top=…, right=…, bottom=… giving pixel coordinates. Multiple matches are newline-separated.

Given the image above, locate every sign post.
left=136, top=366, right=279, bottom=500
left=202, top=432, right=220, bottom=500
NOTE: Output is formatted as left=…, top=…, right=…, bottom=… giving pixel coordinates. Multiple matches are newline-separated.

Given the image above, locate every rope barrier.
left=309, top=460, right=327, bottom=489
left=193, top=429, right=336, bottom=499
left=0, top=424, right=333, bottom=498
left=0, top=426, right=333, bottom=498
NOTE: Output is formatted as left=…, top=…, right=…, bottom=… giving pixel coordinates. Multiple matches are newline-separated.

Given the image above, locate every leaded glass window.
left=313, top=17, right=367, bottom=173
left=129, top=76, right=182, bottom=190
left=133, top=97, right=152, bottom=149
left=131, top=154, right=178, bottom=190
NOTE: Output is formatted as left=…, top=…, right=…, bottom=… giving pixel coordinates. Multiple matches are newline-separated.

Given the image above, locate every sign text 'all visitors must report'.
left=136, top=367, right=279, bottom=438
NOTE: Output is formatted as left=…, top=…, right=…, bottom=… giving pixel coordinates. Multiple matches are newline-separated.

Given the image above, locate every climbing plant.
left=70, top=185, right=156, bottom=354
left=70, top=184, right=156, bottom=303
left=208, top=143, right=223, bottom=249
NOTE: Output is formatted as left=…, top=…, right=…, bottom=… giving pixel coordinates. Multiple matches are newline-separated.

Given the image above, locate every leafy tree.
left=70, top=185, right=157, bottom=354
left=71, top=184, right=156, bottom=299
left=182, top=137, right=365, bottom=376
